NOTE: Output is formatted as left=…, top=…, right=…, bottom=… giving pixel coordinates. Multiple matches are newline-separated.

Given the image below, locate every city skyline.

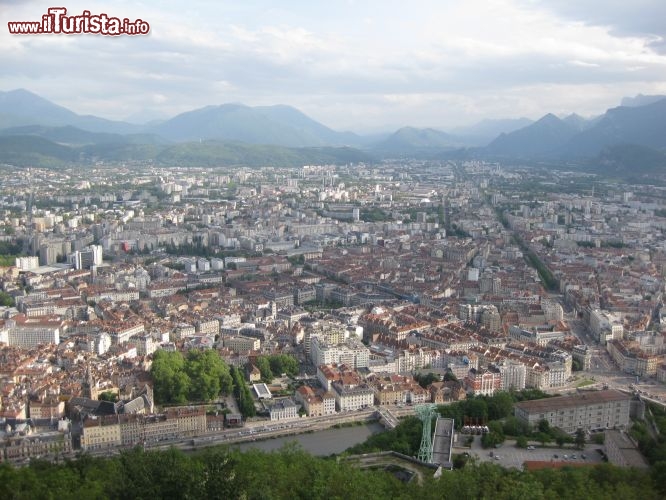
left=2, top=0, right=666, bottom=132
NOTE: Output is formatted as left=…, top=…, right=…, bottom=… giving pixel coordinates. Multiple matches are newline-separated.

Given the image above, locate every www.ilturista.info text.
left=8, top=7, right=150, bottom=35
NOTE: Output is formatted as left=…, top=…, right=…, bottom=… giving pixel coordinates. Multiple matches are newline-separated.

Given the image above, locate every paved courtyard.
left=458, top=436, right=606, bottom=469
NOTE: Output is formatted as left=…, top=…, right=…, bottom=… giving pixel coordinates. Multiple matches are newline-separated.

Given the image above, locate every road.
left=559, top=308, right=666, bottom=402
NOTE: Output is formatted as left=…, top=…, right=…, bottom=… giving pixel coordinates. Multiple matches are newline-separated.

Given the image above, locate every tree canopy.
left=150, top=349, right=232, bottom=405
left=0, top=291, right=15, bottom=307
left=0, top=443, right=661, bottom=500
left=267, top=354, right=299, bottom=377
left=231, top=365, right=256, bottom=418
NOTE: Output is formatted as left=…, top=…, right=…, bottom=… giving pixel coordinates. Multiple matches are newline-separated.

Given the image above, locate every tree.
left=267, top=354, right=299, bottom=377
left=0, top=437, right=663, bottom=499
left=185, top=349, right=232, bottom=402
left=487, top=391, right=513, bottom=421
left=118, top=446, right=205, bottom=499
left=150, top=349, right=233, bottom=405
left=481, top=431, right=504, bottom=449
left=346, top=416, right=423, bottom=456
left=463, top=398, right=489, bottom=421
left=199, top=447, right=237, bottom=499
left=98, top=391, right=118, bottom=402
left=255, top=357, right=273, bottom=383
left=552, top=428, right=573, bottom=448
left=503, top=416, right=528, bottom=437
left=515, top=435, right=529, bottom=448
left=536, top=432, right=552, bottom=447
left=231, top=366, right=256, bottom=418
left=537, top=419, right=551, bottom=434
left=575, top=428, right=586, bottom=450
left=414, top=372, right=440, bottom=388
left=0, top=291, right=14, bottom=307
left=151, top=350, right=190, bottom=404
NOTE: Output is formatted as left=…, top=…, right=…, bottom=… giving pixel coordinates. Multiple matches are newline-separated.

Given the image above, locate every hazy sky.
left=2, top=0, right=666, bottom=132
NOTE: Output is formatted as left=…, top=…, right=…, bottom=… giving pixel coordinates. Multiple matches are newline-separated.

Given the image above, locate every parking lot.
left=459, top=436, right=606, bottom=469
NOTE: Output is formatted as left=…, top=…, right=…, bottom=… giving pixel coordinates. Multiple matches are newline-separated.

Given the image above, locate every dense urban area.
left=1, top=160, right=666, bottom=498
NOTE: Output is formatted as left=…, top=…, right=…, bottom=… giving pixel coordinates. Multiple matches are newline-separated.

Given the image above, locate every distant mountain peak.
left=620, top=94, right=666, bottom=108
left=0, top=88, right=138, bottom=134
left=0, top=88, right=76, bottom=116
left=151, top=101, right=362, bottom=147
left=373, top=126, right=461, bottom=153
left=485, top=97, right=666, bottom=162
left=538, top=113, right=562, bottom=123
left=5, top=88, right=37, bottom=97
left=485, top=112, right=577, bottom=157
left=562, top=113, right=593, bottom=131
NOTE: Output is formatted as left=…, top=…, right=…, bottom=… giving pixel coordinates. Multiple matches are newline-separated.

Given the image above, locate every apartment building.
left=6, top=315, right=63, bottom=348
left=310, top=337, right=370, bottom=369
left=269, top=398, right=299, bottom=421
left=497, top=360, right=527, bottom=390
left=589, top=309, right=623, bottom=345
left=332, top=382, right=374, bottom=411
left=80, top=406, right=206, bottom=451
left=295, top=386, right=323, bottom=417
left=607, top=339, right=664, bottom=377
left=514, top=390, right=631, bottom=433
left=224, top=335, right=261, bottom=353
left=464, top=368, right=502, bottom=396
left=80, top=415, right=121, bottom=451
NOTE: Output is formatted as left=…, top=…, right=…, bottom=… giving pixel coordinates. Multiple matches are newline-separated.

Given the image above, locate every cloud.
left=1, top=0, right=665, bottom=131
left=525, top=0, right=666, bottom=53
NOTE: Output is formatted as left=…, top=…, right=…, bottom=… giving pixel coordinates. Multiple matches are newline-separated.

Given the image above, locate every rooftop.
left=514, top=390, right=631, bottom=413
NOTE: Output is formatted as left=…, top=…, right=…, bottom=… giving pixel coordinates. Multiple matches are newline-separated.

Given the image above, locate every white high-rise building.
left=498, top=360, right=526, bottom=390
left=7, top=316, right=62, bottom=348
left=15, top=256, right=39, bottom=271
left=310, top=337, right=370, bottom=369
left=70, top=245, right=103, bottom=270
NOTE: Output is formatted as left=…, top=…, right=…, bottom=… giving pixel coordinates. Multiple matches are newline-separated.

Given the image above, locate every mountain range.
left=484, top=98, right=666, bottom=167
left=0, top=88, right=665, bottom=174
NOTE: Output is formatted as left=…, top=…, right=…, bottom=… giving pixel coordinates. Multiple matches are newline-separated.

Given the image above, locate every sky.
left=1, top=0, right=666, bottom=133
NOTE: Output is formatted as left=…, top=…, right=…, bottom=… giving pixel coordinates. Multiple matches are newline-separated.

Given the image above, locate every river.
left=235, top=422, right=385, bottom=456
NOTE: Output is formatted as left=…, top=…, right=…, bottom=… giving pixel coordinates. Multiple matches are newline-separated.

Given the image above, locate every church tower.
left=82, top=365, right=99, bottom=400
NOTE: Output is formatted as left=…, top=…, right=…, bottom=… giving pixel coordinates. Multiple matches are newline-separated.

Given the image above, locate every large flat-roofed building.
left=224, top=335, right=261, bottom=353
left=6, top=315, right=63, bottom=348
left=514, top=389, right=631, bottom=433
left=310, top=337, right=370, bottom=369
left=253, top=383, right=272, bottom=400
